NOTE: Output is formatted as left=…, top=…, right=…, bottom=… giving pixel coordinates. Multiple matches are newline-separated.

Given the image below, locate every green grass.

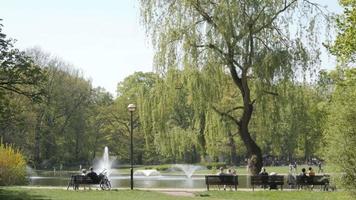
left=0, top=188, right=189, bottom=200
left=197, top=191, right=352, bottom=200
left=0, top=188, right=352, bottom=200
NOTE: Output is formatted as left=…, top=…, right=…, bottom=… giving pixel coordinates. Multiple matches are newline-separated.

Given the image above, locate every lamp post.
left=127, top=104, right=136, bottom=190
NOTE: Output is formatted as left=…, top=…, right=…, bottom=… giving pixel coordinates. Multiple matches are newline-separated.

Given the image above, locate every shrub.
left=201, top=162, right=226, bottom=170
left=0, top=141, right=27, bottom=185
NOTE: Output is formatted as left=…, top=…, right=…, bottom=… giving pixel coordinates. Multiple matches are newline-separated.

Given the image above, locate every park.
left=0, top=0, right=355, bottom=200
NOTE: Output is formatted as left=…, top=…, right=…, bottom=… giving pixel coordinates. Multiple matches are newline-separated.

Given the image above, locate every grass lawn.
left=0, top=188, right=352, bottom=200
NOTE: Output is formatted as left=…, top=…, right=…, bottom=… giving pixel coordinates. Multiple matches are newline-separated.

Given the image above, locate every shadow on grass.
left=0, top=189, right=50, bottom=200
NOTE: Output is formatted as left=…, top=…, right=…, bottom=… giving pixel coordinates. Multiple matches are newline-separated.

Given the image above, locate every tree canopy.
left=140, top=0, right=327, bottom=174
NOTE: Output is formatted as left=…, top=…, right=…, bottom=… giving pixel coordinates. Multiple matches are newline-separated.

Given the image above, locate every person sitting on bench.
left=259, top=167, right=269, bottom=189
left=87, top=167, right=99, bottom=183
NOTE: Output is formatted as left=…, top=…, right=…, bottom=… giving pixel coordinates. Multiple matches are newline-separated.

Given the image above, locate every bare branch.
left=263, top=90, right=279, bottom=96
left=212, top=105, right=240, bottom=125
left=226, top=106, right=244, bottom=113
left=252, top=90, right=279, bottom=105
left=254, top=36, right=272, bottom=51
left=303, top=0, right=330, bottom=19
left=253, top=0, right=298, bottom=35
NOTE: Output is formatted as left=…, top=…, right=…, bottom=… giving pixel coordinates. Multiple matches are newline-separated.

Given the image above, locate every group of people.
left=300, top=167, right=315, bottom=177
left=81, top=167, right=100, bottom=182
left=216, top=167, right=237, bottom=176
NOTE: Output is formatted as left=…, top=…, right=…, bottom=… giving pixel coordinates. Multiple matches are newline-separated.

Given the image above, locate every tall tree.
left=326, top=0, right=356, bottom=195
left=140, top=0, right=325, bottom=174
left=324, top=68, right=356, bottom=195
left=330, top=0, right=356, bottom=64
left=0, top=20, right=45, bottom=100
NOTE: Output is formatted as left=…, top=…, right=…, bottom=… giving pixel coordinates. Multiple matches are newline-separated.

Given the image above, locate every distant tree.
left=0, top=20, right=45, bottom=100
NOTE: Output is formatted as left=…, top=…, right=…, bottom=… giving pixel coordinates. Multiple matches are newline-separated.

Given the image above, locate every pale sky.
left=0, top=0, right=342, bottom=95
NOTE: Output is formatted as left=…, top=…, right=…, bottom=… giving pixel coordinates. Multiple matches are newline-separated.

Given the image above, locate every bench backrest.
left=72, top=175, right=93, bottom=184
left=296, top=175, right=328, bottom=185
left=268, top=175, right=284, bottom=184
left=251, top=175, right=269, bottom=185
left=251, top=175, right=284, bottom=185
left=205, top=175, right=238, bottom=185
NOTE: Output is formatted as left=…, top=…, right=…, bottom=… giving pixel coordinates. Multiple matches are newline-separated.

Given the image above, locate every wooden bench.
left=296, top=175, right=329, bottom=190
left=251, top=175, right=284, bottom=191
left=67, top=175, right=97, bottom=190
left=205, top=175, right=238, bottom=191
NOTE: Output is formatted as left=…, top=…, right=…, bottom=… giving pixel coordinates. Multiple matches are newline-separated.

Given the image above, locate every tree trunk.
left=228, top=63, right=263, bottom=175
left=34, top=113, right=44, bottom=167
left=227, top=130, right=238, bottom=165
left=34, top=127, right=41, bottom=167
left=198, top=113, right=207, bottom=162
left=238, top=99, right=262, bottom=175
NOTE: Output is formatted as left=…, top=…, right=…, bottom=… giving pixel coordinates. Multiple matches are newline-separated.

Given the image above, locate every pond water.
left=29, top=171, right=291, bottom=189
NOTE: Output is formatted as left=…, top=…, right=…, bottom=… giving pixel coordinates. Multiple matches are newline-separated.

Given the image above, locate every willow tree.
left=140, top=0, right=325, bottom=174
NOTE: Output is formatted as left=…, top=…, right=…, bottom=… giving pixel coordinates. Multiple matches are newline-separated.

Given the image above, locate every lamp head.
left=128, top=104, right=136, bottom=112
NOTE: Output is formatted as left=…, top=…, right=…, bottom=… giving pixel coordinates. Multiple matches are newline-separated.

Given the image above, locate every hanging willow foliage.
left=140, top=0, right=329, bottom=169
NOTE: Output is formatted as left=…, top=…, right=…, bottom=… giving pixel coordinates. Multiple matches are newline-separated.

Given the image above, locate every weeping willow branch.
left=252, top=0, right=298, bottom=35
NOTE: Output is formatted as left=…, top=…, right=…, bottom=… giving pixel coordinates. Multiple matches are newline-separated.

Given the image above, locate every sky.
left=0, top=0, right=342, bottom=95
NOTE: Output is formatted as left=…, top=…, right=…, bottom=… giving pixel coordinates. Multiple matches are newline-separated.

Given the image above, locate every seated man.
left=308, top=167, right=315, bottom=176
left=259, top=167, right=269, bottom=189
left=259, top=167, right=268, bottom=176
left=300, top=168, right=307, bottom=177
left=86, top=167, right=99, bottom=183
left=299, top=168, right=309, bottom=186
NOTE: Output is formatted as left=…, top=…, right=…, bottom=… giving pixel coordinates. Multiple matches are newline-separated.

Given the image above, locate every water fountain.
left=172, top=164, right=203, bottom=178
left=95, top=146, right=112, bottom=176
left=134, top=169, right=161, bottom=176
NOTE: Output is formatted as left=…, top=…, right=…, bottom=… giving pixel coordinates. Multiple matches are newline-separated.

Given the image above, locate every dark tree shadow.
left=0, top=189, right=50, bottom=200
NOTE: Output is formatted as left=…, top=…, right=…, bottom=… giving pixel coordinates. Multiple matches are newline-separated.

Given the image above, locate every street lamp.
left=127, top=104, right=136, bottom=190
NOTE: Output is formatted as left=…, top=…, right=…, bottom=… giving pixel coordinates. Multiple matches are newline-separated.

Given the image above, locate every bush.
left=0, top=141, right=27, bottom=185
left=155, top=164, right=171, bottom=171
left=201, top=162, right=226, bottom=170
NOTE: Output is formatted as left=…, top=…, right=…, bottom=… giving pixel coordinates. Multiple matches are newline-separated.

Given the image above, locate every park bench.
left=67, top=175, right=93, bottom=190
left=250, top=175, right=284, bottom=191
left=67, top=174, right=111, bottom=190
left=296, top=175, right=329, bottom=190
left=205, top=175, right=238, bottom=191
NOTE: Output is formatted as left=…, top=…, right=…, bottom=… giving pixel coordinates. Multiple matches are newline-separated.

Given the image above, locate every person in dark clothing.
left=300, top=168, right=307, bottom=177
left=259, top=167, right=268, bottom=176
left=86, top=167, right=99, bottom=183
left=259, top=167, right=269, bottom=189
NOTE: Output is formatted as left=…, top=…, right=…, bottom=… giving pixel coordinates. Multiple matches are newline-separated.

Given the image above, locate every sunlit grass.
left=0, top=188, right=352, bottom=200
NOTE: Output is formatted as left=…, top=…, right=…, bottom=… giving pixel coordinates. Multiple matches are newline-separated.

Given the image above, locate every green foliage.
left=0, top=20, right=45, bottom=101
left=253, top=82, right=326, bottom=159
left=200, top=162, right=226, bottom=170
left=330, top=0, right=356, bottom=63
left=140, top=0, right=327, bottom=173
left=324, top=68, right=356, bottom=195
left=0, top=140, right=27, bottom=186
